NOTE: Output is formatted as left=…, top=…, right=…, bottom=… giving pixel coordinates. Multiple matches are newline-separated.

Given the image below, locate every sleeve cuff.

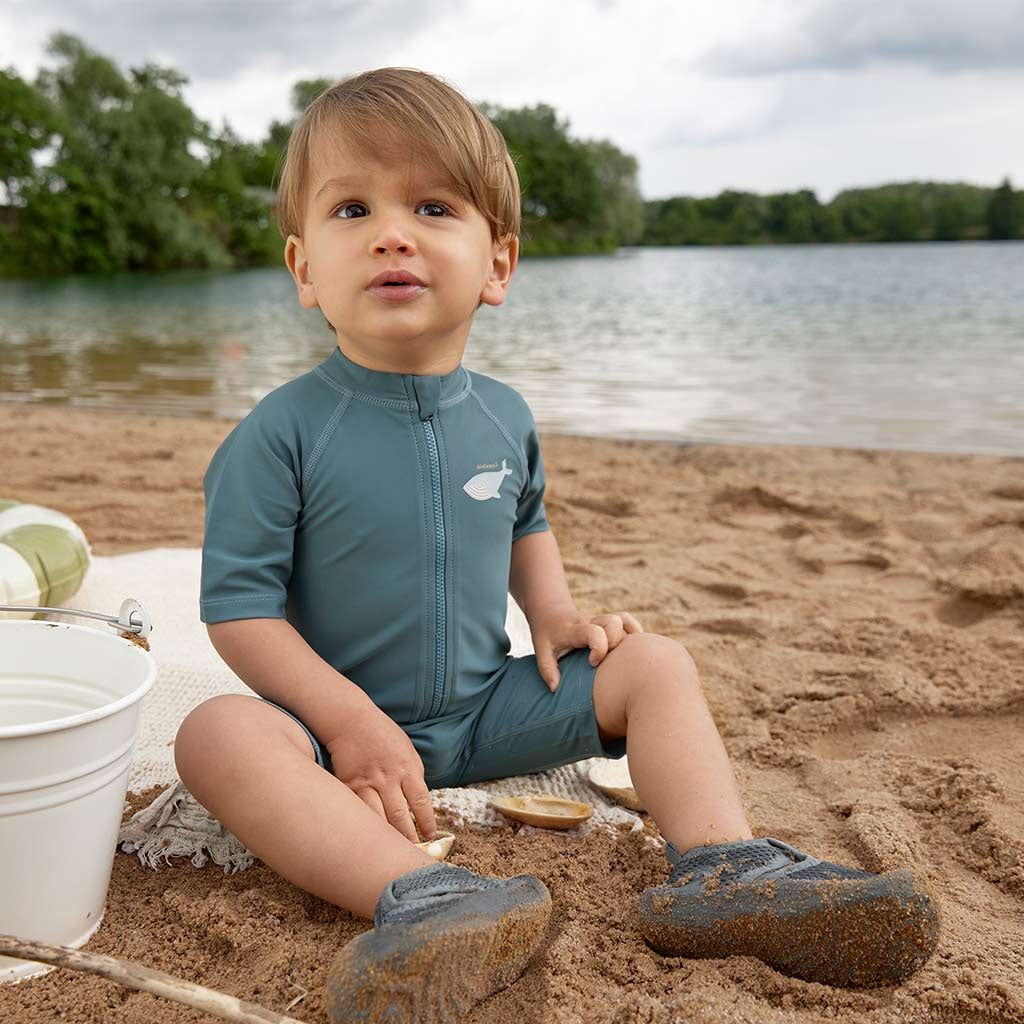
left=200, top=594, right=287, bottom=624
left=512, top=520, right=550, bottom=543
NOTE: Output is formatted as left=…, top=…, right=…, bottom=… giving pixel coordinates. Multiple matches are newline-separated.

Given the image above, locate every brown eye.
left=334, top=202, right=367, bottom=218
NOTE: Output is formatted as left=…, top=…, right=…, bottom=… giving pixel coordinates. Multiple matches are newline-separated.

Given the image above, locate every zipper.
left=423, top=416, right=447, bottom=718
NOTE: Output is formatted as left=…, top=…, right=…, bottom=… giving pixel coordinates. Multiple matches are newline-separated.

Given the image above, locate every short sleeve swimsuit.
left=200, top=345, right=624, bottom=786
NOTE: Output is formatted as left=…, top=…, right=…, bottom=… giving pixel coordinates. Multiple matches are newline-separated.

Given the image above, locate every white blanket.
left=50, top=549, right=646, bottom=871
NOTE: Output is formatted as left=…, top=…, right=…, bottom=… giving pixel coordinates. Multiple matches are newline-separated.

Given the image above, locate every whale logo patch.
left=463, top=458, right=513, bottom=501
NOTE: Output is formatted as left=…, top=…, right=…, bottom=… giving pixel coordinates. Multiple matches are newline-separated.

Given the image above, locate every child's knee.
left=175, top=694, right=316, bottom=779
left=620, top=632, right=698, bottom=679
left=174, top=694, right=241, bottom=775
left=614, top=634, right=703, bottom=712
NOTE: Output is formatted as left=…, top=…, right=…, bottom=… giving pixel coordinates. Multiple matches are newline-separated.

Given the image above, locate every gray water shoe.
left=326, top=862, right=551, bottom=1023
left=639, top=836, right=939, bottom=988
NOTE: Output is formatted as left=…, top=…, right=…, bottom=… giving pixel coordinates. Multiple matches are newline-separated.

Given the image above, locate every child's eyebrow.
left=314, top=175, right=460, bottom=203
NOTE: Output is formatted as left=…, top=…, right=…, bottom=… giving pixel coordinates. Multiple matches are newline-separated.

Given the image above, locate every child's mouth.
left=368, top=283, right=427, bottom=302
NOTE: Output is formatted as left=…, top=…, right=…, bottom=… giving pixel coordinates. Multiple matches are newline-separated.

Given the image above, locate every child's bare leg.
left=174, top=694, right=435, bottom=918
left=591, top=633, right=753, bottom=851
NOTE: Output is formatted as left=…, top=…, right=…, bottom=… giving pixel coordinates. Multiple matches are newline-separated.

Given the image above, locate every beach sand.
left=1, top=403, right=1022, bottom=1023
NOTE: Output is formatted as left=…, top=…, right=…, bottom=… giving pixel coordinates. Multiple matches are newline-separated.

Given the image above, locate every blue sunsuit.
left=200, top=345, right=625, bottom=787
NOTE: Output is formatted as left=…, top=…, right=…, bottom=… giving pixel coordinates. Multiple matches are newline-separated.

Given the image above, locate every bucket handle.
left=0, top=598, right=152, bottom=637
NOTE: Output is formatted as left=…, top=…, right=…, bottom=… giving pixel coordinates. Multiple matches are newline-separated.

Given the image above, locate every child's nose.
left=373, top=218, right=419, bottom=254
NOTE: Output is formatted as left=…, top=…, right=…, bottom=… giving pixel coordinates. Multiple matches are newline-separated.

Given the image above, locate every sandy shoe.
left=326, top=862, right=551, bottom=1023
left=639, top=836, right=940, bottom=988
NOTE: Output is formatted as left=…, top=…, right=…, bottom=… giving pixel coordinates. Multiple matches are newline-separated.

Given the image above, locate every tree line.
left=2, top=32, right=1021, bottom=277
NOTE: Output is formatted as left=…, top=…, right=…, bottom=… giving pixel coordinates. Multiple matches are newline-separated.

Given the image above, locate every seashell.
left=415, top=830, right=455, bottom=861
left=587, top=757, right=645, bottom=811
left=463, top=459, right=513, bottom=501
left=489, top=794, right=592, bottom=830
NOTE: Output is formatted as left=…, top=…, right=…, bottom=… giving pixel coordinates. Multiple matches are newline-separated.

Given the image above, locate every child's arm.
left=206, top=618, right=438, bottom=841
left=509, top=529, right=644, bottom=692
left=508, top=529, right=575, bottom=622
left=207, top=618, right=380, bottom=733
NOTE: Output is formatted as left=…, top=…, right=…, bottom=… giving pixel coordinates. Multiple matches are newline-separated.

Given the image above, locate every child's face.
left=285, top=135, right=518, bottom=374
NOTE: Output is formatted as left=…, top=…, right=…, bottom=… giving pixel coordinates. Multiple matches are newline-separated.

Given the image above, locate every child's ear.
left=284, top=235, right=319, bottom=309
left=480, top=235, right=519, bottom=308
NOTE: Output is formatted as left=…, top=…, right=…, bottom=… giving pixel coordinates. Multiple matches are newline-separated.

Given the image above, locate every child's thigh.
left=451, top=647, right=627, bottom=787
left=176, top=694, right=321, bottom=776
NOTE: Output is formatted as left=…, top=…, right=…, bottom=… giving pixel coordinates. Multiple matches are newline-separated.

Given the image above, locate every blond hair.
left=275, top=67, right=521, bottom=248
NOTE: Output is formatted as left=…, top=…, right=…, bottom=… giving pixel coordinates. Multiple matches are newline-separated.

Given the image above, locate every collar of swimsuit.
left=319, top=345, right=471, bottom=419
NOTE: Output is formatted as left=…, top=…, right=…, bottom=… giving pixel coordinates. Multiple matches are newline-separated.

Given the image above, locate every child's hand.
left=324, top=704, right=438, bottom=843
left=530, top=606, right=644, bottom=692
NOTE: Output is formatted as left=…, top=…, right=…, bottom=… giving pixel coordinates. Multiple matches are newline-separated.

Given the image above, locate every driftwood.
left=0, top=934, right=306, bottom=1023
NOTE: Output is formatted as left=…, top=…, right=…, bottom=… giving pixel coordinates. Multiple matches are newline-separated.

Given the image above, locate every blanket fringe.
left=119, top=781, right=255, bottom=874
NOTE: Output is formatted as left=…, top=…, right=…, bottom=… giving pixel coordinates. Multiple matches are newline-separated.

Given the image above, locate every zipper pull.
left=412, top=376, right=441, bottom=421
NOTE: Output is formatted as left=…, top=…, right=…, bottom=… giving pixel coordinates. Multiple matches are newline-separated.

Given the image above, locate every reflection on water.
left=1, top=242, right=1022, bottom=455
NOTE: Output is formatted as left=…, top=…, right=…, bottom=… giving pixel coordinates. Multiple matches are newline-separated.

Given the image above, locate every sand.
left=1, top=403, right=1022, bottom=1023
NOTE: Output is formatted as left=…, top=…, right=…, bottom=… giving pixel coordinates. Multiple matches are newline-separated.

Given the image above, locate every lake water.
left=1, top=242, right=1022, bottom=456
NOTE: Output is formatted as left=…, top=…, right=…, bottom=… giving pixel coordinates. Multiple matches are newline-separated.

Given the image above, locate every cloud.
left=24, top=0, right=462, bottom=81
left=690, top=0, right=1024, bottom=76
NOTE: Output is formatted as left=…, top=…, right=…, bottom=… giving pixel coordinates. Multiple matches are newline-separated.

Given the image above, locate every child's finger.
left=587, top=624, right=609, bottom=666
left=621, top=612, right=644, bottom=633
left=602, top=614, right=627, bottom=646
left=403, top=778, right=438, bottom=841
left=382, top=787, right=421, bottom=844
left=536, top=649, right=560, bottom=691
left=355, top=786, right=388, bottom=824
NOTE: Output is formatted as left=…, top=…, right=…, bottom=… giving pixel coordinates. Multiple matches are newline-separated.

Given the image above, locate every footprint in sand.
left=691, top=579, right=749, bottom=601
left=689, top=616, right=766, bottom=639
left=935, top=540, right=1024, bottom=627
left=710, top=484, right=828, bottom=531
left=876, top=571, right=935, bottom=599
left=809, top=714, right=1024, bottom=901
left=789, top=536, right=947, bottom=612
left=791, top=535, right=893, bottom=577
left=570, top=495, right=637, bottom=518
left=990, top=484, right=1024, bottom=501
left=894, top=515, right=951, bottom=543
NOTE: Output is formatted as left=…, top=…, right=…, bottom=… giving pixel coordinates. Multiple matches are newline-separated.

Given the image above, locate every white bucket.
left=0, top=620, right=156, bottom=982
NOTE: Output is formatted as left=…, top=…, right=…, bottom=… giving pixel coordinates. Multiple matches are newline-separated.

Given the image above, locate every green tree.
left=812, top=201, right=843, bottom=243
left=0, top=67, right=67, bottom=272
left=4, top=32, right=301, bottom=274
left=933, top=191, right=971, bottom=241
left=724, top=193, right=765, bottom=244
left=986, top=176, right=1020, bottom=239
left=483, top=102, right=604, bottom=254
left=765, top=189, right=819, bottom=243
left=291, top=78, right=335, bottom=117
left=835, top=192, right=878, bottom=241
left=579, top=137, right=645, bottom=245
left=191, top=122, right=281, bottom=265
left=639, top=181, right=1000, bottom=248
left=875, top=186, right=927, bottom=241
left=14, top=32, right=231, bottom=273
left=642, top=196, right=703, bottom=245
left=0, top=67, right=64, bottom=206
left=694, top=190, right=766, bottom=244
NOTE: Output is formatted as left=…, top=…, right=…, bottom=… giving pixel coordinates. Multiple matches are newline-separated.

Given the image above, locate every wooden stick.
left=0, top=935, right=305, bottom=1024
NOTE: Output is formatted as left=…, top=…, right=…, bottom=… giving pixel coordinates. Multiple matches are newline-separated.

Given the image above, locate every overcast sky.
left=2, top=0, right=1022, bottom=203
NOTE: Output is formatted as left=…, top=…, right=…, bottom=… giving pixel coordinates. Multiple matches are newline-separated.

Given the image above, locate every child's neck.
left=336, top=340, right=463, bottom=377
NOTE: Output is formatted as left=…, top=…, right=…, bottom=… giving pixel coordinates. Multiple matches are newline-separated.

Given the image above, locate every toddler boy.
left=176, top=68, right=939, bottom=1023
